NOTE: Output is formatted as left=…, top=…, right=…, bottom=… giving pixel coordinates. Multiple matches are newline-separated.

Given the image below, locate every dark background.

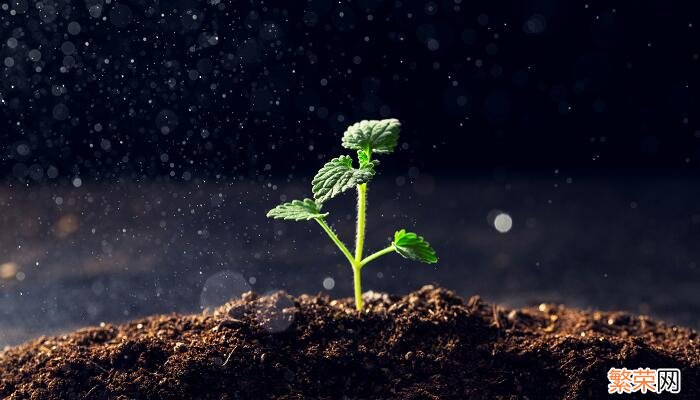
left=2, top=0, right=700, bottom=181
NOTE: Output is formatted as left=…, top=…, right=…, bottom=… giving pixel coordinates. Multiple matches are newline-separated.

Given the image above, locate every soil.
left=1, top=285, right=698, bottom=400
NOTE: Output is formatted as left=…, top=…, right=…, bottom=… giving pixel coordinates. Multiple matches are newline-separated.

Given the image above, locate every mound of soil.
left=1, top=286, right=698, bottom=399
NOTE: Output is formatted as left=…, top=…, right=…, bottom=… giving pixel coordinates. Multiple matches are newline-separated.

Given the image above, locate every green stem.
left=353, top=265, right=363, bottom=311
left=355, top=183, right=367, bottom=261
left=359, top=245, right=395, bottom=268
left=352, top=182, right=368, bottom=311
left=315, top=219, right=355, bottom=265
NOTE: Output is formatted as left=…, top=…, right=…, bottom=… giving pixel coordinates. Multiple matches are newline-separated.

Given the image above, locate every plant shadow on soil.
left=1, top=286, right=698, bottom=399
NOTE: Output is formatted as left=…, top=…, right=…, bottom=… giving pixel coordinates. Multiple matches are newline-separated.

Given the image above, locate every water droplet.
left=322, top=277, right=335, bottom=290
left=494, top=213, right=513, bottom=233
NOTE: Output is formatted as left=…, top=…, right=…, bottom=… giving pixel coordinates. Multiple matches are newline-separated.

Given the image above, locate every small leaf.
left=357, top=149, right=380, bottom=169
left=312, top=155, right=375, bottom=203
left=266, top=199, right=328, bottom=221
left=357, top=149, right=371, bottom=168
left=342, top=119, right=400, bottom=154
left=392, top=229, right=438, bottom=264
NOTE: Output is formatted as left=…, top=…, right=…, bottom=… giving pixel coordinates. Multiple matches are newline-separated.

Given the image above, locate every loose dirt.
left=1, top=286, right=698, bottom=399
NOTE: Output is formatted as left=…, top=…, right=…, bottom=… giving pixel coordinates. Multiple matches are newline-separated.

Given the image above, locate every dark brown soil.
left=1, top=286, right=698, bottom=399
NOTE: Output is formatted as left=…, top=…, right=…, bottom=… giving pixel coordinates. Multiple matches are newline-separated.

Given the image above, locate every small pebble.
left=228, top=305, right=246, bottom=319
left=242, top=291, right=257, bottom=302
left=507, top=310, right=519, bottom=321
left=173, top=342, right=187, bottom=353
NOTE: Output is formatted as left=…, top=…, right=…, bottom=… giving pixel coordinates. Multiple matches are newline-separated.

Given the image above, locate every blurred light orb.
left=494, top=213, right=513, bottom=233
left=0, top=262, right=19, bottom=280
left=200, top=270, right=250, bottom=312
left=523, top=14, right=546, bottom=34
left=28, top=49, right=41, bottom=61
left=255, top=292, right=296, bottom=333
left=67, top=21, right=81, bottom=35
left=322, top=277, right=335, bottom=290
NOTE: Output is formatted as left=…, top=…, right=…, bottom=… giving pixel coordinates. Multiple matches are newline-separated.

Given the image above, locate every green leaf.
left=357, top=149, right=371, bottom=168
left=357, top=149, right=380, bottom=169
left=392, top=229, right=438, bottom=264
left=342, top=119, right=400, bottom=154
left=266, top=199, right=328, bottom=221
left=312, top=155, right=375, bottom=203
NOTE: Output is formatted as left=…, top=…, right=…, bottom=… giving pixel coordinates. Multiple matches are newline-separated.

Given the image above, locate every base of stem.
left=352, top=266, right=363, bottom=311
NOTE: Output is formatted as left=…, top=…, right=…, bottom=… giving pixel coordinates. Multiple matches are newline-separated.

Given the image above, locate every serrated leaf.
left=312, top=155, right=375, bottom=203
left=266, top=199, right=328, bottom=221
left=342, top=119, right=400, bottom=154
left=392, top=229, right=438, bottom=264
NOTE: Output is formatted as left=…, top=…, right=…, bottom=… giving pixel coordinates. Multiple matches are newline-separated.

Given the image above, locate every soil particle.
left=173, top=342, right=187, bottom=353
left=0, top=285, right=698, bottom=399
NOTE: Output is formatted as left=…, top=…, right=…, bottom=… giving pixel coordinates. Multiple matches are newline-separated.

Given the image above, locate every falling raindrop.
left=493, top=213, right=513, bottom=233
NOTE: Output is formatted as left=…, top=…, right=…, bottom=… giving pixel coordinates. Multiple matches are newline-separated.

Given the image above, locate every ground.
left=1, top=286, right=697, bottom=399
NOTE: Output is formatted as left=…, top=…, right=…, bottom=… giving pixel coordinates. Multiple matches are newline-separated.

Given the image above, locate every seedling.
left=267, top=119, right=437, bottom=311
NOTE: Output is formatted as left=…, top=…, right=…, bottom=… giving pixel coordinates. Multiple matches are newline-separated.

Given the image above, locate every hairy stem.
left=355, top=183, right=367, bottom=261
left=353, top=265, right=363, bottom=311
left=353, top=182, right=368, bottom=311
left=315, top=219, right=355, bottom=265
left=359, top=245, right=395, bottom=268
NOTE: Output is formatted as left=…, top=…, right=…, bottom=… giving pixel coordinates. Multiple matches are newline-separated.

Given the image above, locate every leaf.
left=342, top=119, right=400, bottom=154
left=392, top=229, right=438, bottom=264
left=266, top=199, right=328, bottom=221
left=312, top=155, right=375, bottom=203
left=357, top=149, right=370, bottom=168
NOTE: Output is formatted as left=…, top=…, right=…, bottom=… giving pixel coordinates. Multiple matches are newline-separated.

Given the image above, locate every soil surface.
left=1, top=286, right=698, bottom=399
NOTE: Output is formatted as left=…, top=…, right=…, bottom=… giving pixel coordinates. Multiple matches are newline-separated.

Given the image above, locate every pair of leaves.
left=268, top=119, right=403, bottom=216
left=265, top=204, right=439, bottom=265
left=265, top=201, right=439, bottom=265
left=309, top=119, right=400, bottom=204
left=268, top=119, right=403, bottom=219
left=267, top=156, right=372, bottom=221
left=392, top=229, right=438, bottom=264
left=267, top=150, right=377, bottom=220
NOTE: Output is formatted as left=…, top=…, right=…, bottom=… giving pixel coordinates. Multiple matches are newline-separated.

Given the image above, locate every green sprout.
left=267, top=119, right=438, bottom=311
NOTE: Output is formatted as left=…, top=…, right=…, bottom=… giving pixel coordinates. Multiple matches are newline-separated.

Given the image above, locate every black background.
left=2, top=0, right=699, bottom=181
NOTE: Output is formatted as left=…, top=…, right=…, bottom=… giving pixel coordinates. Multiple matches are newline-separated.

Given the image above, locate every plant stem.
left=354, top=183, right=367, bottom=261
left=359, top=245, right=395, bottom=268
left=352, top=182, right=368, bottom=311
left=316, top=217, right=364, bottom=311
left=352, top=265, right=363, bottom=311
left=315, top=219, right=355, bottom=265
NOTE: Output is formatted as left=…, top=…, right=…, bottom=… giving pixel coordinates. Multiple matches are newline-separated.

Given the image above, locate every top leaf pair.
left=266, top=119, right=401, bottom=221
left=311, top=119, right=400, bottom=204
